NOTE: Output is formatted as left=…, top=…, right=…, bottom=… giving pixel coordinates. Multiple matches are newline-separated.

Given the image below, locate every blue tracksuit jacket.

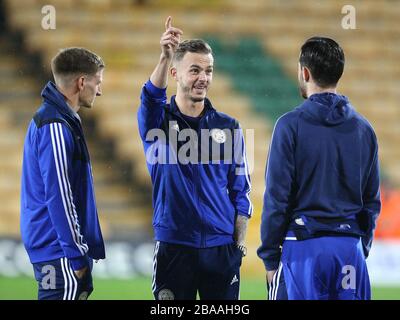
left=137, top=80, right=252, bottom=248
left=257, top=93, right=381, bottom=270
left=20, top=82, right=105, bottom=270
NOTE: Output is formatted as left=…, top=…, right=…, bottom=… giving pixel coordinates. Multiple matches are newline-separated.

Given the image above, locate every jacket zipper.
left=173, top=111, right=207, bottom=248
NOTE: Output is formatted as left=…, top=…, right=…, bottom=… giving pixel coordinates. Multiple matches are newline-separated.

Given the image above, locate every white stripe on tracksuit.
left=50, top=123, right=88, bottom=254
left=60, top=257, right=78, bottom=300
left=268, top=262, right=283, bottom=300
left=151, top=241, right=160, bottom=296
left=241, top=133, right=253, bottom=217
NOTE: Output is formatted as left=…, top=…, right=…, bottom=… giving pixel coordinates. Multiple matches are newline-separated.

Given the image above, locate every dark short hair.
left=173, top=39, right=213, bottom=63
left=51, top=47, right=105, bottom=78
left=299, top=37, right=345, bottom=88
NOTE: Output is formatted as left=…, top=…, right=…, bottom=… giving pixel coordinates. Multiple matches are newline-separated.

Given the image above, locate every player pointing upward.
left=137, top=17, right=252, bottom=300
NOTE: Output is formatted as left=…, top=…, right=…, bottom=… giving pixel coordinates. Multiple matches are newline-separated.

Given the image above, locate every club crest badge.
left=78, top=291, right=89, bottom=300
left=158, top=288, right=175, bottom=300
left=210, top=129, right=226, bottom=144
left=171, top=123, right=180, bottom=132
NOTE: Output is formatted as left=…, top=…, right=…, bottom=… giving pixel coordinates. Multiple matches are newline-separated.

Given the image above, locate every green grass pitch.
left=0, top=276, right=399, bottom=300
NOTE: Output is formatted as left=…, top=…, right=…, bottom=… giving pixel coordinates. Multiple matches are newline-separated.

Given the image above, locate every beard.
left=181, top=83, right=207, bottom=103
left=79, top=97, right=94, bottom=108
left=298, top=74, right=308, bottom=99
left=190, top=96, right=205, bottom=103
left=79, top=90, right=96, bottom=108
left=299, top=84, right=307, bottom=99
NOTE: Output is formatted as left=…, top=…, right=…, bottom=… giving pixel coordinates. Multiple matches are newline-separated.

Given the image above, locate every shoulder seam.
left=35, top=117, right=67, bottom=129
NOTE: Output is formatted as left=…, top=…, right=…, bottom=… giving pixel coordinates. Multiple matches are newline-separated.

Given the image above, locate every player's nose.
left=198, top=71, right=207, bottom=82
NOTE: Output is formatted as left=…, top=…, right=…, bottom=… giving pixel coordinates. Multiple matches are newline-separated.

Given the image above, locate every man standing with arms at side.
left=257, top=37, right=381, bottom=300
left=21, top=48, right=106, bottom=300
left=137, top=17, right=252, bottom=300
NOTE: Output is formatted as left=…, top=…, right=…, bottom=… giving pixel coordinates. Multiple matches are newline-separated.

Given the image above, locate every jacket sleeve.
left=360, top=141, right=381, bottom=258
left=257, top=116, right=295, bottom=271
left=137, top=80, right=167, bottom=141
left=228, top=123, right=252, bottom=218
left=37, top=122, right=89, bottom=270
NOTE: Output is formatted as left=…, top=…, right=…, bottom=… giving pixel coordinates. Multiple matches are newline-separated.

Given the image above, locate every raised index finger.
left=165, top=27, right=183, bottom=36
left=165, top=16, right=172, bottom=31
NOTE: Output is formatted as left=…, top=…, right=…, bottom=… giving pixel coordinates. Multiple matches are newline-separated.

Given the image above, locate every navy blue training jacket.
left=137, top=81, right=252, bottom=248
left=257, top=93, right=381, bottom=270
left=20, top=82, right=105, bottom=270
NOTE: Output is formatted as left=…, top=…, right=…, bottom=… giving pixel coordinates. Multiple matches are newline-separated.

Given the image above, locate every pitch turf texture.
left=0, top=276, right=399, bottom=300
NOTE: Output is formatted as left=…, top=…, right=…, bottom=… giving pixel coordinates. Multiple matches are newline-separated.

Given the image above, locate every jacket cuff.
left=69, top=255, right=88, bottom=271
left=237, top=211, right=251, bottom=218
left=145, top=80, right=167, bottom=98
left=263, top=258, right=280, bottom=271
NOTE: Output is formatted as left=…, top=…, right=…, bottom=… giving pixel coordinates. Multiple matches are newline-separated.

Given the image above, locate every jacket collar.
left=169, top=95, right=216, bottom=117
left=41, top=81, right=77, bottom=120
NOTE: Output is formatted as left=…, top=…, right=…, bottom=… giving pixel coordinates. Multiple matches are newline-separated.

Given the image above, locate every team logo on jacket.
left=171, top=123, right=180, bottom=132
left=78, top=291, right=89, bottom=300
left=158, top=289, right=175, bottom=300
left=210, top=129, right=226, bottom=144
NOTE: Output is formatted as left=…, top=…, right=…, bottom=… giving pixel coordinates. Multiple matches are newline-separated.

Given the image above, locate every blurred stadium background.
left=0, top=0, right=399, bottom=299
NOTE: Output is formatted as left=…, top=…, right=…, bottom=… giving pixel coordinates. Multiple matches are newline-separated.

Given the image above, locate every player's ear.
left=303, top=66, right=311, bottom=83
left=170, top=66, right=178, bottom=81
left=77, top=76, right=85, bottom=91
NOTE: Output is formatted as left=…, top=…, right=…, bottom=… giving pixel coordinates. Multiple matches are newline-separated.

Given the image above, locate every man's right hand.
left=266, top=269, right=277, bottom=286
left=150, top=16, right=183, bottom=88
left=74, top=266, right=88, bottom=280
left=160, top=16, right=183, bottom=60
